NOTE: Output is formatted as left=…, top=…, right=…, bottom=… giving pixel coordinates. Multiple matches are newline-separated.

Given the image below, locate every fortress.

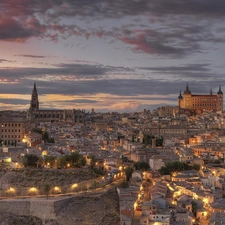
left=178, top=84, right=223, bottom=112
left=27, top=83, right=85, bottom=124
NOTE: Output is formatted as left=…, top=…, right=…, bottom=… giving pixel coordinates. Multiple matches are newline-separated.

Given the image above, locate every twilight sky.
left=1, top=0, right=225, bottom=112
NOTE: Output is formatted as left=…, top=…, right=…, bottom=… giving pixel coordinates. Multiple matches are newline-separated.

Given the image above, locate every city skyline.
left=1, top=0, right=225, bottom=112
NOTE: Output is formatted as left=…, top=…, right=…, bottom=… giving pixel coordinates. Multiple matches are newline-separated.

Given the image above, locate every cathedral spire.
left=210, top=88, right=212, bottom=95
left=33, top=82, right=36, bottom=91
left=30, top=82, right=39, bottom=111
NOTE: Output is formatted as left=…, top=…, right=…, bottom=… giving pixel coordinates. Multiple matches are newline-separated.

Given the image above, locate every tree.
left=42, top=131, right=49, bottom=142
left=21, top=154, right=39, bottom=167
left=125, top=166, right=133, bottom=181
left=43, top=155, right=56, bottom=168
left=120, top=180, right=129, bottom=188
left=158, top=166, right=170, bottom=175
left=134, top=161, right=150, bottom=171
left=191, top=201, right=198, bottom=217
left=49, top=138, right=55, bottom=143
left=192, top=163, right=200, bottom=171
left=156, top=137, right=163, bottom=147
left=43, top=183, right=51, bottom=199
left=70, top=152, right=81, bottom=166
left=32, top=128, right=42, bottom=134
left=57, top=156, right=67, bottom=168
left=88, top=154, right=97, bottom=168
left=158, top=161, right=200, bottom=176
left=78, top=156, right=86, bottom=167
left=143, top=135, right=152, bottom=145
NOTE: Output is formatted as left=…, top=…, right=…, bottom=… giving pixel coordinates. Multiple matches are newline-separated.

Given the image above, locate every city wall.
left=0, top=196, right=73, bottom=220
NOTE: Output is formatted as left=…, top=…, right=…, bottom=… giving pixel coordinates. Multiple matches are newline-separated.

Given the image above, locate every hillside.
left=0, top=188, right=120, bottom=225
left=0, top=169, right=120, bottom=225
left=0, top=168, right=98, bottom=190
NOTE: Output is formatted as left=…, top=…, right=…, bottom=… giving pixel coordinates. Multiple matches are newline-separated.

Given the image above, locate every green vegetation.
left=57, top=152, right=86, bottom=168
left=125, top=166, right=133, bottom=181
left=143, top=135, right=163, bottom=146
left=21, top=152, right=86, bottom=168
left=21, top=154, right=39, bottom=168
left=43, top=183, right=51, bottom=199
left=31, top=128, right=55, bottom=143
left=191, top=200, right=198, bottom=217
left=92, top=168, right=105, bottom=176
left=88, top=154, right=97, bottom=168
left=120, top=180, right=129, bottom=188
left=134, top=161, right=150, bottom=171
left=158, top=161, right=200, bottom=175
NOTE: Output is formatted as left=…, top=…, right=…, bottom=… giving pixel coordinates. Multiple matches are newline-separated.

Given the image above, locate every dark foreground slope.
left=0, top=188, right=120, bottom=225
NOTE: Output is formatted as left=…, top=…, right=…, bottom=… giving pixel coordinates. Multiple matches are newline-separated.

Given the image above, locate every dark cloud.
left=59, top=99, right=99, bottom=103
left=0, top=16, right=45, bottom=41
left=0, top=99, right=29, bottom=105
left=0, top=62, right=223, bottom=96
left=15, top=54, right=46, bottom=58
left=29, top=79, right=225, bottom=97
left=0, top=1, right=224, bottom=57
left=0, top=59, right=14, bottom=63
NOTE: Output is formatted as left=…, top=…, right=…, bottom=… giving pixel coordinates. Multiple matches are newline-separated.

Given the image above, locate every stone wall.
left=0, top=196, right=75, bottom=220
left=0, top=200, right=30, bottom=216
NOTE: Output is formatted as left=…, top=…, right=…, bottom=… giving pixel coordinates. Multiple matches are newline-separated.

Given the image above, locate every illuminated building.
left=178, top=84, right=223, bottom=112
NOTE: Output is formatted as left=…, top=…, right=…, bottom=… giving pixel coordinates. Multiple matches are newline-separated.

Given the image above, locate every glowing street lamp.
left=71, top=183, right=78, bottom=189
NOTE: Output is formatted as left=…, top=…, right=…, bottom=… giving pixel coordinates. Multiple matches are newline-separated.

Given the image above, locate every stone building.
left=27, top=83, right=86, bottom=124
left=0, top=117, right=27, bottom=145
left=178, top=84, right=223, bottom=112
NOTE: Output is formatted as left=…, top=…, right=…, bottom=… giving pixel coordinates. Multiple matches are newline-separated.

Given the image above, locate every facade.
left=178, top=84, right=223, bottom=111
left=0, top=117, right=27, bottom=145
left=27, top=83, right=86, bottom=124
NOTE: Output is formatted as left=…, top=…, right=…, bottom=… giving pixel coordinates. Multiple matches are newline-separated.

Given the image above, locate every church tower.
left=217, top=85, right=223, bottom=111
left=183, top=83, right=192, bottom=109
left=178, top=90, right=183, bottom=108
left=29, top=82, right=39, bottom=112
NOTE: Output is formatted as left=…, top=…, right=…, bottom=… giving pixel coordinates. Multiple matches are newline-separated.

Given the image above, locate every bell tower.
left=29, top=82, right=39, bottom=112
left=217, top=85, right=223, bottom=111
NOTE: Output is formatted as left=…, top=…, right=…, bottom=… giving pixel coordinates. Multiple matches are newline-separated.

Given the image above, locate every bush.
left=120, top=180, right=129, bottom=188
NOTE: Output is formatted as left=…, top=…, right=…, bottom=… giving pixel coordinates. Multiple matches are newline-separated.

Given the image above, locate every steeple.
left=33, top=82, right=36, bottom=91
left=183, top=83, right=191, bottom=94
left=178, top=90, right=183, bottom=99
left=210, top=88, right=212, bottom=95
left=30, top=82, right=39, bottom=112
left=217, top=85, right=223, bottom=94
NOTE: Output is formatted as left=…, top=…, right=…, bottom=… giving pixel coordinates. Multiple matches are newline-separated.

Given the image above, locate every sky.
left=1, top=0, right=225, bottom=112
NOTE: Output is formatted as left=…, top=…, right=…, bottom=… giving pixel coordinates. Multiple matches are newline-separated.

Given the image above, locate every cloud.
left=0, top=1, right=225, bottom=57
left=139, top=64, right=211, bottom=72
left=15, top=54, right=47, bottom=58
left=0, top=59, right=14, bottom=63
left=118, top=32, right=186, bottom=56
left=0, top=16, right=45, bottom=41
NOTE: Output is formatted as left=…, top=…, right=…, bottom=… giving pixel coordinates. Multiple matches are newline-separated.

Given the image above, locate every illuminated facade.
left=178, top=84, right=223, bottom=111
left=0, top=117, right=27, bottom=145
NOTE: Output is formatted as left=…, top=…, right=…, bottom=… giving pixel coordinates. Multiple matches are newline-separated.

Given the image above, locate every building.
left=0, top=117, right=27, bottom=145
left=27, top=83, right=86, bottom=124
left=178, top=84, right=223, bottom=112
